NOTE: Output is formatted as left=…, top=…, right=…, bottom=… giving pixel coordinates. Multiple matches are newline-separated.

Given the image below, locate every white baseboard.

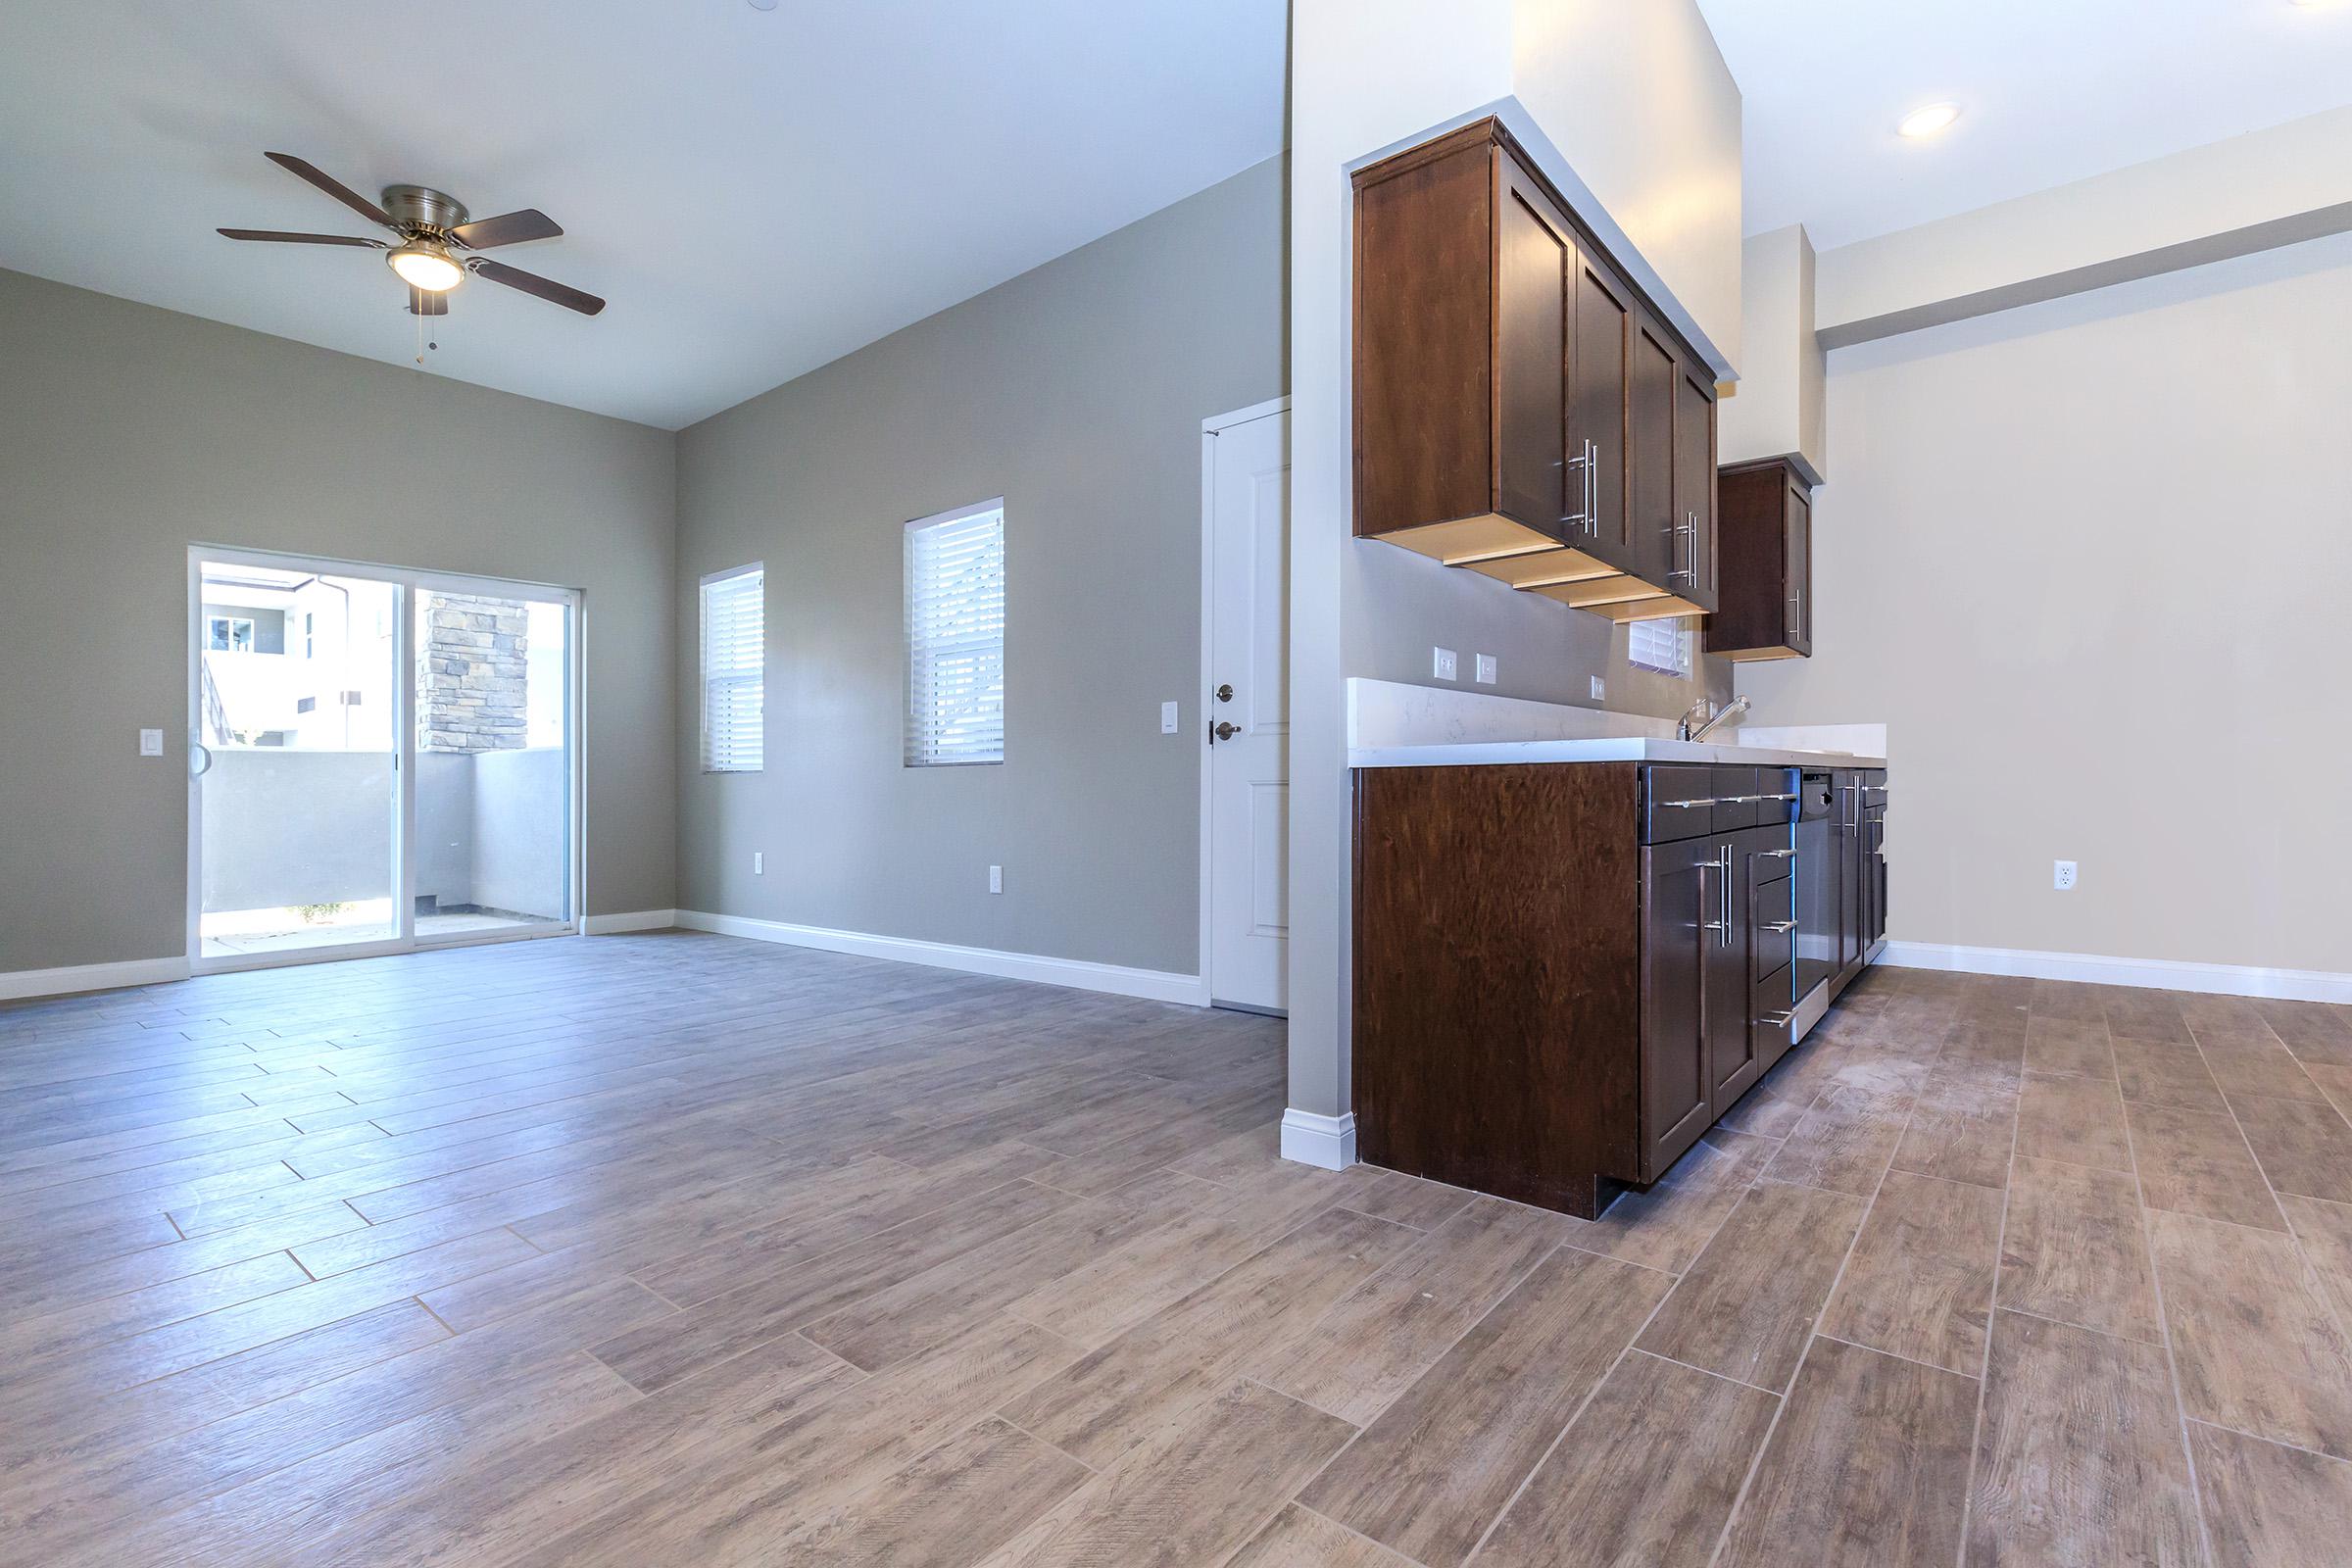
left=672, top=910, right=1210, bottom=1006
left=1280, top=1107, right=1358, bottom=1171
left=582, top=909, right=678, bottom=936
left=1881, top=941, right=2352, bottom=1005
left=0, top=956, right=193, bottom=1003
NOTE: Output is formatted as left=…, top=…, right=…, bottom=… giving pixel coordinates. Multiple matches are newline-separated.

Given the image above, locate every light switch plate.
left=1433, top=647, right=1457, bottom=681
left=754, top=852, right=764, bottom=875
left=1474, top=654, right=1496, bottom=685
left=989, top=864, right=1003, bottom=895
left=1160, top=701, right=1179, bottom=735
left=1590, top=676, right=1606, bottom=702
left=138, top=728, right=164, bottom=758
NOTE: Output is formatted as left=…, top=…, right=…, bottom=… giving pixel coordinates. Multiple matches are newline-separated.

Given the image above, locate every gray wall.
left=673, top=156, right=1287, bottom=976
left=1740, top=232, right=2352, bottom=976
left=0, top=268, right=675, bottom=974
left=1345, top=543, right=1734, bottom=720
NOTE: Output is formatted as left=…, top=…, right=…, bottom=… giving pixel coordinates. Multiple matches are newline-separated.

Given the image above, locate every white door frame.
left=1198, top=395, right=1291, bottom=1012
left=185, top=543, right=587, bottom=976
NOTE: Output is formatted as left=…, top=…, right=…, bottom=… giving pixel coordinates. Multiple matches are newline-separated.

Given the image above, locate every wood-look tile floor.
left=6, top=938, right=2352, bottom=1566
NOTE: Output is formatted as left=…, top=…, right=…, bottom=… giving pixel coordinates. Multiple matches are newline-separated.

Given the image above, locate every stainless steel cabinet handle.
left=1759, top=1009, right=1795, bottom=1027
left=1788, top=588, right=1801, bottom=643
left=1757, top=847, right=1797, bottom=859
left=1719, top=844, right=1734, bottom=946
left=1560, top=442, right=1594, bottom=532
left=1761, top=919, right=1796, bottom=933
left=1755, top=793, right=1798, bottom=804
left=1656, top=798, right=1718, bottom=809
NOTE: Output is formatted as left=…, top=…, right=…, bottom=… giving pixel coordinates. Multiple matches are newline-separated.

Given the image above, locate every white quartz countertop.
left=1349, top=736, right=1887, bottom=769
left=1345, top=678, right=1888, bottom=770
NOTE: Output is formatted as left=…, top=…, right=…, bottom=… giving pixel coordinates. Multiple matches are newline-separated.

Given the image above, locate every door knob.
left=1216, top=684, right=1234, bottom=703
left=1213, top=721, right=1240, bottom=742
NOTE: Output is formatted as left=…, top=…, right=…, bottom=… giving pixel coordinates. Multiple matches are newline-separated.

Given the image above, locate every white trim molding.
left=0, top=956, right=193, bottom=1003
left=673, top=911, right=1209, bottom=1006
left=1280, top=1107, right=1358, bottom=1171
left=1882, top=941, right=2352, bottom=1006
left=582, top=909, right=679, bottom=936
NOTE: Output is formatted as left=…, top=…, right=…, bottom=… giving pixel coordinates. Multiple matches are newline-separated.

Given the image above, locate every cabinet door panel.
left=1495, top=169, right=1570, bottom=534
left=1706, top=832, right=1761, bottom=1108
left=1675, top=368, right=1719, bottom=612
left=1642, top=837, right=1715, bottom=1178
left=1630, top=318, right=1680, bottom=588
left=1786, top=480, right=1813, bottom=656
left=1572, top=258, right=1632, bottom=569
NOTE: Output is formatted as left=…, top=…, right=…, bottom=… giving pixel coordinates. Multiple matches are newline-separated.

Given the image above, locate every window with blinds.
left=1628, top=615, right=1693, bottom=678
left=700, top=564, right=764, bottom=772
left=904, top=501, right=1005, bottom=766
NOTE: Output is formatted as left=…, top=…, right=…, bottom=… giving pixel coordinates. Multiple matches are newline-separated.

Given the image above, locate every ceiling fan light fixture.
left=388, top=243, right=464, bottom=292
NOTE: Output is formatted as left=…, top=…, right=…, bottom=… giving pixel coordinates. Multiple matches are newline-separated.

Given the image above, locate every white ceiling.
left=1697, top=0, right=2352, bottom=250
left=0, top=0, right=1287, bottom=428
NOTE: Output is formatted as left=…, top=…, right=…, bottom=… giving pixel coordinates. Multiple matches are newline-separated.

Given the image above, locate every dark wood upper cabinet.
left=1494, top=158, right=1573, bottom=535
left=1706, top=457, right=1816, bottom=660
left=1628, top=317, right=1680, bottom=591
left=1572, top=256, right=1633, bottom=570
left=1353, top=118, right=1716, bottom=626
left=1674, top=365, right=1720, bottom=614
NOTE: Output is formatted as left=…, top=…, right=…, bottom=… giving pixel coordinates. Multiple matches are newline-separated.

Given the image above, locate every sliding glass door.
left=411, top=584, right=575, bottom=943
left=189, top=550, right=580, bottom=971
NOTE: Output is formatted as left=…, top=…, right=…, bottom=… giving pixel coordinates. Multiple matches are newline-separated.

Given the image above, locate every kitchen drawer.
left=1749, top=857, right=1795, bottom=982
left=1711, top=766, right=1760, bottom=831
left=1753, top=962, right=1797, bottom=1069
left=1754, top=767, right=1800, bottom=827
left=1642, top=764, right=1718, bottom=844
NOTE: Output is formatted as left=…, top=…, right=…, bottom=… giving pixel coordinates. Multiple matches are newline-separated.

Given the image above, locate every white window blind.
left=1628, top=615, right=1693, bottom=678
left=904, top=502, right=1005, bottom=766
left=700, top=565, right=764, bottom=772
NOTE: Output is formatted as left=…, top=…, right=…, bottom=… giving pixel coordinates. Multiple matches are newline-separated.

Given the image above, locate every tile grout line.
left=2121, top=1016, right=2224, bottom=1568
left=1458, top=1250, right=1690, bottom=1568
left=2186, top=1024, right=2352, bottom=1350
left=1950, top=1007, right=2031, bottom=1568
left=1699, top=1006, right=1936, bottom=1568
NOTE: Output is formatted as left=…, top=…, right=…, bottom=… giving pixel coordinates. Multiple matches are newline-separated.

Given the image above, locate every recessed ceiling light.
left=1897, top=102, right=1963, bottom=139
left=746, top=0, right=777, bottom=9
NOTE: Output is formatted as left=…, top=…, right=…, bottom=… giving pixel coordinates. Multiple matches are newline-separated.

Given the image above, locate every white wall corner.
left=581, top=909, right=679, bottom=936
left=0, top=956, right=193, bottom=1003
left=1882, top=942, right=2352, bottom=1007
left=1280, top=1107, right=1359, bottom=1171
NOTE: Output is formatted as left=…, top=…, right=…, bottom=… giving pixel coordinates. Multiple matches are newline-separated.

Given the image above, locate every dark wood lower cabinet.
left=1354, top=760, right=1870, bottom=1219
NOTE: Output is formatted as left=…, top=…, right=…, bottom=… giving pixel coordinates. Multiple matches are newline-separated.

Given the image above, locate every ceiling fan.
left=219, top=151, right=605, bottom=319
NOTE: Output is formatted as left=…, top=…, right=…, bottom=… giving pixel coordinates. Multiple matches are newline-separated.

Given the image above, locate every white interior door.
left=1206, top=407, right=1290, bottom=1012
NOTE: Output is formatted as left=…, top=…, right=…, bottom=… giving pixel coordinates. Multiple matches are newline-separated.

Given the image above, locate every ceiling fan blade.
left=218, top=227, right=387, bottom=248
left=469, top=258, right=605, bottom=317
left=450, top=209, right=563, bottom=249
left=408, top=285, right=449, bottom=318
left=264, top=151, right=393, bottom=229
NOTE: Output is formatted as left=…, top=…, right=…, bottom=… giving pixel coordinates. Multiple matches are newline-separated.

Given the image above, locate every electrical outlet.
left=1474, top=654, right=1496, bottom=685
left=753, top=852, right=763, bottom=875
left=138, top=728, right=164, bottom=758
left=1590, top=675, right=1606, bottom=703
left=989, top=864, right=1003, bottom=895
left=1433, top=647, right=1457, bottom=681
left=1160, top=701, right=1179, bottom=735
left=2053, top=859, right=2078, bottom=891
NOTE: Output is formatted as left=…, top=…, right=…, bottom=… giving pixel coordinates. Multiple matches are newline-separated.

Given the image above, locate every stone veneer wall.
left=419, top=594, right=528, bottom=753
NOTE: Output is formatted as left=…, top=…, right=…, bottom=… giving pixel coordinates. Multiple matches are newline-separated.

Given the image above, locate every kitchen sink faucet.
left=1678, top=694, right=1750, bottom=743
